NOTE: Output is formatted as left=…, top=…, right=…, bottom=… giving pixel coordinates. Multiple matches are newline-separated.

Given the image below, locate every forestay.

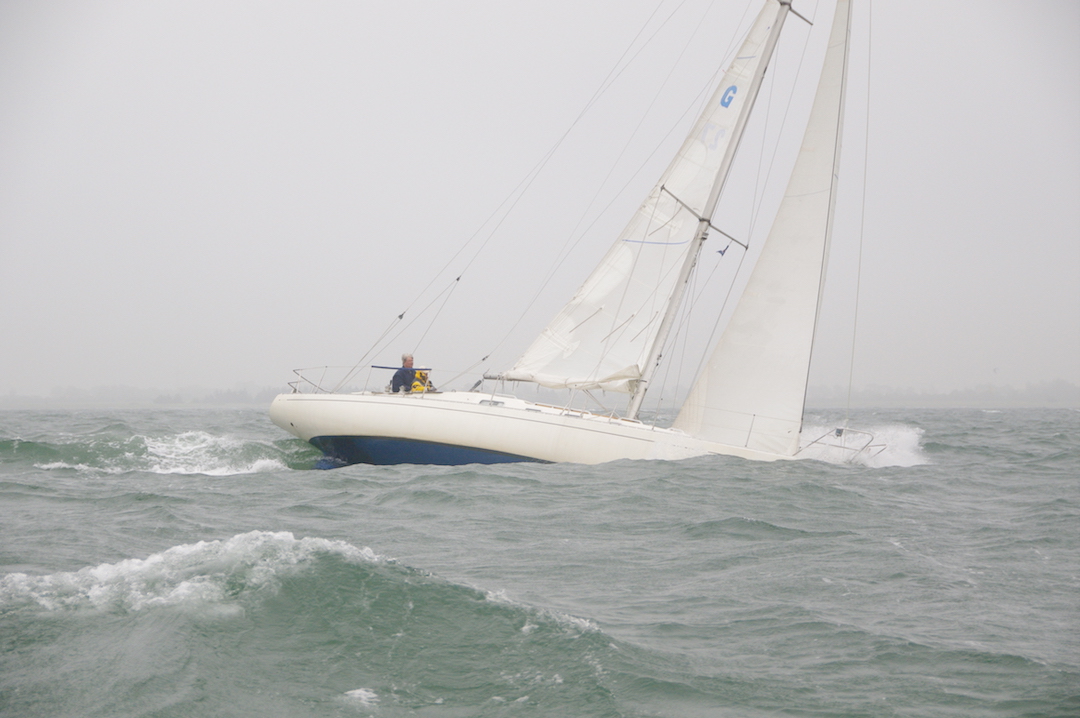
left=674, top=0, right=852, bottom=455
left=502, top=2, right=786, bottom=394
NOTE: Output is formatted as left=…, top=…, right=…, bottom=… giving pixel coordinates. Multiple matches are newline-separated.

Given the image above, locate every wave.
left=1, top=430, right=320, bottom=475
left=2, top=531, right=621, bottom=714
left=0, top=531, right=381, bottom=612
left=4, top=530, right=1074, bottom=717
left=1, top=531, right=601, bottom=637
left=684, top=516, right=851, bottom=541
left=139, top=431, right=290, bottom=475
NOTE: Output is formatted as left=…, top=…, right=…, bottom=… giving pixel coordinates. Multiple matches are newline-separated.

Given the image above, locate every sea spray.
left=799, top=419, right=927, bottom=467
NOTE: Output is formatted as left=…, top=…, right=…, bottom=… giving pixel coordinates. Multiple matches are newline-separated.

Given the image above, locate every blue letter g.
left=720, top=85, right=738, bottom=108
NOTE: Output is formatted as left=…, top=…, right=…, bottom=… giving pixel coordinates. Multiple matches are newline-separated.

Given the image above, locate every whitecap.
left=0, top=530, right=381, bottom=613
left=343, top=688, right=379, bottom=707
left=142, top=432, right=285, bottom=475
left=33, top=461, right=95, bottom=471
left=34, top=432, right=288, bottom=476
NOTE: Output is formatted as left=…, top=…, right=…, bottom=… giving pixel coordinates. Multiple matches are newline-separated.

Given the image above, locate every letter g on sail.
left=720, top=85, right=738, bottom=108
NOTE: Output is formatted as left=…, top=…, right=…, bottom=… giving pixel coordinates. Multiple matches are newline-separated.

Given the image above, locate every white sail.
left=673, top=0, right=852, bottom=455
left=503, top=1, right=786, bottom=394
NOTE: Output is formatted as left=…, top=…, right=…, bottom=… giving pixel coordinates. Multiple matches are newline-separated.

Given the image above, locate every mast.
left=626, top=0, right=796, bottom=420
left=672, top=0, right=853, bottom=455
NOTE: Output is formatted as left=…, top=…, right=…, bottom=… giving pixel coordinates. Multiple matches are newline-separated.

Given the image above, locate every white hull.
left=270, top=391, right=791, bottom=466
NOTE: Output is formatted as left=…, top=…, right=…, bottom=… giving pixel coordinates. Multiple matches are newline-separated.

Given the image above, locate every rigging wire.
left=479, top=0, right=762, bottom=375
left=413, top=277, right=461, bottom=352
left=340, top=0, right=697, bottom=385
left=680, top=0, right=819, bottom=392
left=331, top=0, right=675, bottom=388
left=336, top=0, right=820, bottom=408
left=655, top=236, right=733, bottom=413
left=641, top=2, right=829, bottom=415
left=476, top=0, right=712, bottom=370
left=534, top=0, right=719, bottom=296
left=427, top=1, right=680, bottom=294
left=533, top=0, right=762, bottom=294
left=652, top=254, right=699, bottom=418
left=590, top=0, right=741, bottom=389
left=845, top=0, right=872, bottom=427
left=333, top=277, right=460, bottom=391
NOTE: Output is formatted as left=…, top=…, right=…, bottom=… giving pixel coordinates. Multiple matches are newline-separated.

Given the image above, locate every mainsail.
left=674, top=0, right=852, bottom=455
left=502, top=1, right=787, bottom=394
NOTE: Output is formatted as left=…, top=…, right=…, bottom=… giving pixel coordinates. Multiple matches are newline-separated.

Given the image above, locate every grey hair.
left=402, top=353, right=413, bottom=363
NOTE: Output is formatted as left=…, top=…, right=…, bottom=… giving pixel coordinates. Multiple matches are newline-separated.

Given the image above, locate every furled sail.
left=502, top=1, right=786, bottom=393
left=673, top=0, right=852, bottom=455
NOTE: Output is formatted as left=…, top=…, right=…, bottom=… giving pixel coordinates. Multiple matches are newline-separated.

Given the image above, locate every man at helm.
left=391, top=354, right=435, bottom=393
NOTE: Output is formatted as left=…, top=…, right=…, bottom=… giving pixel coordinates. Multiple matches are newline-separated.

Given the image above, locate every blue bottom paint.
left=309, top=436, right=543, bottom=466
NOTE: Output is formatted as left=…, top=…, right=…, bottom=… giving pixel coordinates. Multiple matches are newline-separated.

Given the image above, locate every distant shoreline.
left=1, top=381, right=1077, bottom=411
left=805, top=380, right=1080, bottom=409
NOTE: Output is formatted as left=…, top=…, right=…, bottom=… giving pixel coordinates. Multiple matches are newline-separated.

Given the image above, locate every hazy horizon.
left=2, top=0, right=1077, bottom=402
left=3, top=379, right=1078, bottom=412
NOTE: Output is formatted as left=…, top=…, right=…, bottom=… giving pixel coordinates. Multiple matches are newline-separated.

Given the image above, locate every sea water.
left=0, top=407, right=1076, bottom=717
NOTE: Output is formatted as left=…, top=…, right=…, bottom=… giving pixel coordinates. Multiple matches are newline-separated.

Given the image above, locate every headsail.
left=673, top=0, right=853, bottom=455
left=502, top=1, right=787, bottom=394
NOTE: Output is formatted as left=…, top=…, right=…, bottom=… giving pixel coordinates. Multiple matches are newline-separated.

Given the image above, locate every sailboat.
left=271, top=0, right=860, bottom=466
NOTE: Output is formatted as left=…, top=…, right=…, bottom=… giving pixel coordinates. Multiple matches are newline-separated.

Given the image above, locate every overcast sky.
left=1, top=0, right=1077, bottom=400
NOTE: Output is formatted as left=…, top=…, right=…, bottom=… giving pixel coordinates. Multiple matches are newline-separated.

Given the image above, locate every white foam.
left=34, top=461, right=96, bottom=472
left=343, top=688, right=379, bottom=707
left=799, top=423, right=928, bottom=468
left=142, top=431, right=285, bottom=475
left=32, top=431, right=288, bottom=476
left=0, top=531, right=380, bottom=613
left=484, top=589, right=599, bottom=634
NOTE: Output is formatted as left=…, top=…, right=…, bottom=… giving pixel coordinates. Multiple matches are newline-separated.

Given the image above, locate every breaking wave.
left=0, top=531, right=381, bottom=613
left=2, top=531, right=620, bottom=714
left=1, top=429, right=319, bottom=475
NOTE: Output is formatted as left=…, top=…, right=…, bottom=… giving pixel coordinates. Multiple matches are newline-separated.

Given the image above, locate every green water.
left=1, top=408, right=1077, bottom=717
